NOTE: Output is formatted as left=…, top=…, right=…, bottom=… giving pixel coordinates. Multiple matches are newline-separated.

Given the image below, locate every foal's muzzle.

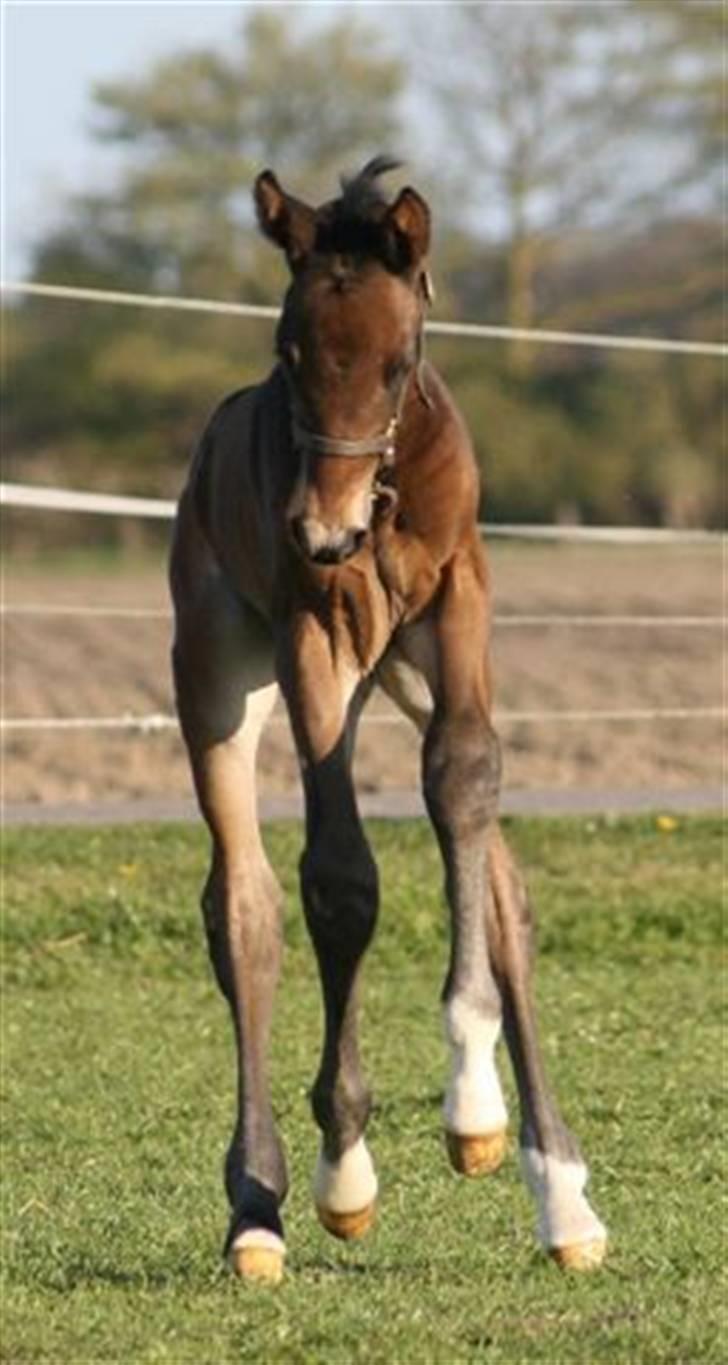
left=291, top=516, right=367, bottom=565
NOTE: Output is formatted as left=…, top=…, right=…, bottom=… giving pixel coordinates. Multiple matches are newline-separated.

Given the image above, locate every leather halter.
left=291, top=414, right=398, bottom=467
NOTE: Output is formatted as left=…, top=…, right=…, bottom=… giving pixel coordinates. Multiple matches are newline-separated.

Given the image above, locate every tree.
left=623, top=0, right=723, bottom=206
left=5, top=9, right=406, bottom=514
left=46, top=9, right=404, bottom=299
left=413, top=2, right=721, bottom=368
left=4, top=4, right=722, bottom=534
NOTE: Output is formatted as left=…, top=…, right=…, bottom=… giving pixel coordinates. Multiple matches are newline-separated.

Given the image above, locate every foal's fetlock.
left=313, top=1135, right=378, bottom=1241
left=224, top=1173, right=286, bottom=1277
left=225, top=1182, right=286, bottom=1286
left=228, top=1233, right=285, bottom=1283
left=520, top=1147, right=607, bottom=1271
left=228, top=1229, right=286, bottom=1285
left=442, top=998, right=509, bottom=1178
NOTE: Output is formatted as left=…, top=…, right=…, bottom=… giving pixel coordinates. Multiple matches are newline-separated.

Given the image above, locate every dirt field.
left=3, top=542, right=723, bottom=806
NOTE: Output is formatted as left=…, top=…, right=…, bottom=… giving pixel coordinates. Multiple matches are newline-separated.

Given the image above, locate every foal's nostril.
left=311, top=546, right=343, bottom=565
left=290, top=518, right=367, bottom=564
left=329, top=527, right=366, bottom=563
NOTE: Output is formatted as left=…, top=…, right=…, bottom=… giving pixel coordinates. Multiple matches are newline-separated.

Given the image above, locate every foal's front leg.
left=172, top=559, right=287, bottom=1285
left=410, top=557, right=510, bottom=1180
left=279, top=615, right=379, bottom=1240
left=423, top=705, right=510, bottom=1178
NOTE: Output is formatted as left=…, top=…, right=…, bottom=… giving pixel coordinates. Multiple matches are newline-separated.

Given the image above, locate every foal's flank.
left=170, top=156, right=607, bottom=1284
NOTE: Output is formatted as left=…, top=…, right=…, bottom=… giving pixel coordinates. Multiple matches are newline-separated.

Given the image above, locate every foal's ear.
left=386, top=186, right=431, bottom=268
left=254, top=170, right=316, bottom=265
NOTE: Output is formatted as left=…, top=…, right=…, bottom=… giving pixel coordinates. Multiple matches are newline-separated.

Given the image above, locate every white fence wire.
left=1, top=708, right=723, bottom=735
left=3, top=280, right=725, bottom=356
left=2, top=482, right=723, bottom=546
left=1, top=603, right=723, bottom=628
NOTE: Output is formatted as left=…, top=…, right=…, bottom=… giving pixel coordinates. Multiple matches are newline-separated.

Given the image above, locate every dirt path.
left=3, top=542, right=723, bottom=807
left=3, top=785, right=722, bottom=827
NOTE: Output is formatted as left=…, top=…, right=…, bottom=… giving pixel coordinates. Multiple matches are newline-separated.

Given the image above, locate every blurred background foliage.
left=3, top=2, right=723, bottom=543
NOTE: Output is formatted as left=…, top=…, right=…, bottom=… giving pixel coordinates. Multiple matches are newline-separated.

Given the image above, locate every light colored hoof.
left=229, top=1231, right=285, bottom=1285
left=445, top=1128, right=507, bottom=1177
left=550, top=1237, right=607, bottom=1272
left=316, top=1200, right=377, bottom=1241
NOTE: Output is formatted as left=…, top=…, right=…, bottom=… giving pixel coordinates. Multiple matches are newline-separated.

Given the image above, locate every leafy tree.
left=413, top=2, right=721, bottom=369
left=5, top=8, right=405, bottom=515
left=623, top=0, right=723, bottom=204
left=41, top=10, right=404, bottom=299
left=4, top=3, right=723, bottom=538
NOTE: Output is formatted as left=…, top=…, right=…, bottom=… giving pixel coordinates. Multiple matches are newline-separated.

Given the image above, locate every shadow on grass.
left=31, top=1255, right=227, bottom=1294
left=34, top=1252, right=437, bottom=1291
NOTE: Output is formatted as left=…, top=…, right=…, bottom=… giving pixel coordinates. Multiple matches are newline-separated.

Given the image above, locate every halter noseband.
left=291, top=415, right=398, bottom=467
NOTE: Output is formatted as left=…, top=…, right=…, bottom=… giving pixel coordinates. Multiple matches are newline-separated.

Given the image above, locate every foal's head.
left=254, top=157, right=431, bottom=565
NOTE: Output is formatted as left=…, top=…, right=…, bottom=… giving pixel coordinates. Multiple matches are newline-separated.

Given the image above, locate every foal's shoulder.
left=423, top=364, right=475, bottom=449
left=202, top=381, right=262, bottom=442
left=202, top=368, right=289, bottom=451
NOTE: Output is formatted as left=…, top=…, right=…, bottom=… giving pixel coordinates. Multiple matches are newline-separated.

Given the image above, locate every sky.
left=1, top=1, right=349, bottom=280
left=1, top=2, right=715, bottom=284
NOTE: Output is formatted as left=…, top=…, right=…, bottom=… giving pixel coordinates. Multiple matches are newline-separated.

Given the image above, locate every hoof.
left=550, top=1237, right=607, bottom=1272
left=445, top=1128, right=507, bottom=1177
left=316, top=1200, right=377, bottom=1241
left=229, top=1231, right=285, bottom=1285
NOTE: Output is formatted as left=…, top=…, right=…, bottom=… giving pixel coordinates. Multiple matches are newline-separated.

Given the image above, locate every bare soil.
left=2, top=543, right=723, bottom=806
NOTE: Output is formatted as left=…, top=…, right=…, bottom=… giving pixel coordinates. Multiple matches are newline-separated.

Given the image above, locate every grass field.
left=2, top=816, right=725, bottom=1363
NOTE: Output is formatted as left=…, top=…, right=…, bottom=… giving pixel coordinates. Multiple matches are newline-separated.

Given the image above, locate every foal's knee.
left=423, top=712, right=501, bottom=839
left=301, top=828, right=379, bottom=961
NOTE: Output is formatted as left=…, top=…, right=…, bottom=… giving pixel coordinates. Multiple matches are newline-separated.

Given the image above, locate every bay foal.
left=170, top=159, right=607, bottom=1284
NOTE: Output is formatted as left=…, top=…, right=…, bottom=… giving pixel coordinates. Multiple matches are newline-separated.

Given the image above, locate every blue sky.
left=2, top=1, right=350, bottom=279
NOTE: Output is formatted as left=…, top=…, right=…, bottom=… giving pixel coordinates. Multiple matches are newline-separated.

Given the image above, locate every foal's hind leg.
left=487, top=826, right=607, bottom=1269
left=278, top=617, right=379, bottom=1241
left=173, top=574, right=287, bottom=1284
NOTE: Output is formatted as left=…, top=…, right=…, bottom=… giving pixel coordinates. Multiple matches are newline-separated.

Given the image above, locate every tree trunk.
left=506, top=232, right=537, bottom=376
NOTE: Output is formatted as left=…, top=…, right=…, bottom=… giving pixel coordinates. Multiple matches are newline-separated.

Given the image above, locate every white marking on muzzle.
left=298, top=516, right=356, bottom=558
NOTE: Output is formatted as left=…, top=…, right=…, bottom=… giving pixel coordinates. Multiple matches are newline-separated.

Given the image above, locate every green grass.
left=2, top=817, right=725, bottom=1363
